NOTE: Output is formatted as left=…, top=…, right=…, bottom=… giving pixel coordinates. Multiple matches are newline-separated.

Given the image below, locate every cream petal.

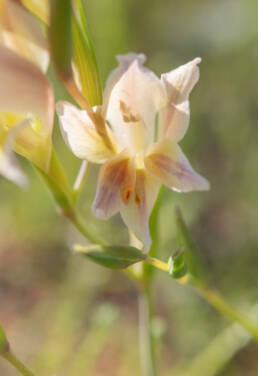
left=0, top=118, right=30, bottom=186
left=0, top=46, right=54, bottom=135
left=92, top=151, right=136, bottom=219
left=56, top=101, right=114, bottom=164
left=0, top=0, right=49, bottom=71
left=103, top=53, right=146, bottom=113
left=106, top=59, right=166, bottom=153
left=145, top=139, right=209, bottom=192
left=159, top=58, right=201, bottom=142
left=1, top=31, right=49, bottom=72
left=0, top=149, right=27, bottom=186
left=120, top=169, right=160, bottom=251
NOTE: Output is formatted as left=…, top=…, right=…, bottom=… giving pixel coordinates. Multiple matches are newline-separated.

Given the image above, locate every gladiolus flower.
left=57, top=53, right=209, bottom=249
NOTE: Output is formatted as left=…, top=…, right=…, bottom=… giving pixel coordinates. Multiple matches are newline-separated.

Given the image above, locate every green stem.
left=36, top=148, right=105, bottom=246
left=138, top=283, right=156, bottom=376
left=196, top=287, right=258, bottom=341
left=65, top=208, right=105, bottom=245
left=145, top=257, right=258, bottom=341
left=1, top=351, right=36, bottom=376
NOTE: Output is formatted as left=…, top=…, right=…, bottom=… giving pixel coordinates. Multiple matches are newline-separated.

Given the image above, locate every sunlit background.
left=1, top=0, right=258, bottom=375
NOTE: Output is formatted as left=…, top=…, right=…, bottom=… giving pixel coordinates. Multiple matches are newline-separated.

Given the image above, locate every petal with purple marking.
left=92, top=150, right=136, bottom=219
left=145, top=139, right=209, bottom=192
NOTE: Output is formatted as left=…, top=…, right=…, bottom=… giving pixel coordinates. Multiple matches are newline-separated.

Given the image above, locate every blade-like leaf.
left=74, top=244, right=146, bottom=269
left=49, top=0, right=73, bottom=79
left=174, top=207, right=209, bottom=285
left=72, top=13, right=102, bottom=106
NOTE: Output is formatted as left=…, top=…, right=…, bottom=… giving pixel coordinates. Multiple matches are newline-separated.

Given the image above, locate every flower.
left=0, top=0, right=54, bottom=185
left=57, top=53, right=209, bottom=249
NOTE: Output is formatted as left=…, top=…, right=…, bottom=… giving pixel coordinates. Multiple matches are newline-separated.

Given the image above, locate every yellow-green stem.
left=145, top=257, right=258, bottom=341
left=1, top=351, right=36, bottom=376
left=197, top=287, right=258, bottom=341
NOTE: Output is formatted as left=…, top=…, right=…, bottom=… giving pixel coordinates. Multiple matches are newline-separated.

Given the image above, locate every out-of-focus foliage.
left=1, top=0, right=258, bottom=375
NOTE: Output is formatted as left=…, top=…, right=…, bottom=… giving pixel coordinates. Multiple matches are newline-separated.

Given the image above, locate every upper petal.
left=0, top=46, right=54, bottom=136
left=56, top=101, right=114, bottom=164
left=144, top=139, right=209, bottom=192
left=103, top=53, right=146, bottom=113
left=106, top=58, right=166, bottom=153
left=120, top=168, right=160, bottom=252
left=92, top=150, right=136, bottom=219
left=0, top=0, right=49, bottom=71
left=159, top=58, right=201, bottom=142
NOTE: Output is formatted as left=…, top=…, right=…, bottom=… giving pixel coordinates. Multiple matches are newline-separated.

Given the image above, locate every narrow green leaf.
left=74, top=244, right=146, bottom=269
left=0, top=325, right=9, bottom=354
left=49, top=0, right=73, bottom=79
left=174, top=207, right=209, bottom=285
left=72, top=13, right=102, bottom=106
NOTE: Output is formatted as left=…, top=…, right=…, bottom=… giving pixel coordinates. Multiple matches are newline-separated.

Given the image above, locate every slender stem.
left=196, top=287, right=258, bottom=341
left=145, top=256, right=169, bottom=273
left=145, top=257, right=258, bottom=341
left=64, top=208, right=105, bottom=246
left=138, top=284, right=156, bottom=376
left=1, top=351, right=36, bottom=376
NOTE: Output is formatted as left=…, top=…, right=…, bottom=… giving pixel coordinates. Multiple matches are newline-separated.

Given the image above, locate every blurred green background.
left=1, top=0, right=258, bottom=375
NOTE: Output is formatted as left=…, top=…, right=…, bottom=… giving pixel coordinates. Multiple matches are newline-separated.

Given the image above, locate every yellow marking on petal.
left=0, top=112, right=42, bottom=134
left=120, top=100, right=141, bottom=123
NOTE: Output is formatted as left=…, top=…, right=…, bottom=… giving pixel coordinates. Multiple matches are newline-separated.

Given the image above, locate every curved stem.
left=144, top=257, right=258, bottom=341
left=1, top=351, right=36, bottom=376
left=139, top=283, right=156, bottom=376
left=196, top=287, right=258, bottom=341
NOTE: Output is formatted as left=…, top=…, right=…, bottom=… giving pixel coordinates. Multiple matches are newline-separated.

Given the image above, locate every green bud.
left=74, top=244, right=146, bottom=269
left=0, top=325, right=9, bottom=354
left=168, top=250, right=187, bottom=279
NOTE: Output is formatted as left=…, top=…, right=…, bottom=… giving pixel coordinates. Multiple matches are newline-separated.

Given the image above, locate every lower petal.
left=92, top=151, right=135, bottom=220
left=145, top=139, right=209, bottom=192
left=120, top=169, right=160, bottom=251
